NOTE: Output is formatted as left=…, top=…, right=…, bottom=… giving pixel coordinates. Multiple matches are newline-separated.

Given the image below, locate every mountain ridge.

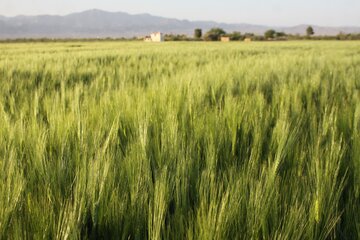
left=0, top=9, right=359, bottom=38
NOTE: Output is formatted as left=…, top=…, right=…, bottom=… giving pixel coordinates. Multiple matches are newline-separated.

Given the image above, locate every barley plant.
left=0, top=41, right=359, bottom=239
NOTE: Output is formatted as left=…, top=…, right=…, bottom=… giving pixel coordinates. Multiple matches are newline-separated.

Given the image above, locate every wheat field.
left=0, top=41, right=360, bottom=239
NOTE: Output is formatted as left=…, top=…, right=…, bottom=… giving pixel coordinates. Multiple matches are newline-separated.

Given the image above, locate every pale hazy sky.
left=1, top=0, right=359, bottom=26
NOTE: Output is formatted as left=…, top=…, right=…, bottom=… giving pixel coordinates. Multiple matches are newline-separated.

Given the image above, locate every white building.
left=144, top=32, right=164, bottom=42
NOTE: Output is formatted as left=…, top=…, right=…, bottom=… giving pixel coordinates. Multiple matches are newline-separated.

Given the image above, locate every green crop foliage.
left=0, top=41, right=359, bottom=239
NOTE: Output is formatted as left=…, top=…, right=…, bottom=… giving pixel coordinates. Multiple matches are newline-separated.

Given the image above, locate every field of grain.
left=0, top=41, right=360, bottom=239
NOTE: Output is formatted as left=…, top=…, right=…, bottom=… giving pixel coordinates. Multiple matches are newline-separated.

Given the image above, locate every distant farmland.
left=0, top=41, right=360, bottom=239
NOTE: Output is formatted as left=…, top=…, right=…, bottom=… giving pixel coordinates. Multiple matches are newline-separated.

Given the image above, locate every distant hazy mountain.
left=0, top=9, right=359, bottom=38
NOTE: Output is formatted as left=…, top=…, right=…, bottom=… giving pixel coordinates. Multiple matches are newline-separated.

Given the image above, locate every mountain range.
left=0, top=9, right=359, bottom=39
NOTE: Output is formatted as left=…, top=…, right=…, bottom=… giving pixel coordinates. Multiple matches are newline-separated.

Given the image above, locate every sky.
left=1, top=0, right=359, bottom=26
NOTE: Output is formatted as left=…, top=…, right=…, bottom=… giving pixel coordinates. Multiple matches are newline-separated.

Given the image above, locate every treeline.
left=1, top=26, right=360, bottom=43
left=180, top=26, right=360, bottom=41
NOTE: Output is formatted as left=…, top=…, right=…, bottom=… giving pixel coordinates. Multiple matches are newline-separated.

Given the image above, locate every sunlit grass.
left=0, top=41, right=359, bottom=239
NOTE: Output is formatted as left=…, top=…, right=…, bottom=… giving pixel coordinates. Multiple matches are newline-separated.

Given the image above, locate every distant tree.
left=204, top=28, right=226, bottom=41
left=306, top=26, right=315, bottom=36
left=335, top=32, right=360, bottom=40
left=244, top=33, right=255, bottom=38
left=229, top=31, right=242, bottom=40
left=194, top=29, right=202, bottom=39
left=252, top=35, right=266, bottom=41
left=275, top=32, right=286, bottom=38
left=265, top=29, right=276, bottom=39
